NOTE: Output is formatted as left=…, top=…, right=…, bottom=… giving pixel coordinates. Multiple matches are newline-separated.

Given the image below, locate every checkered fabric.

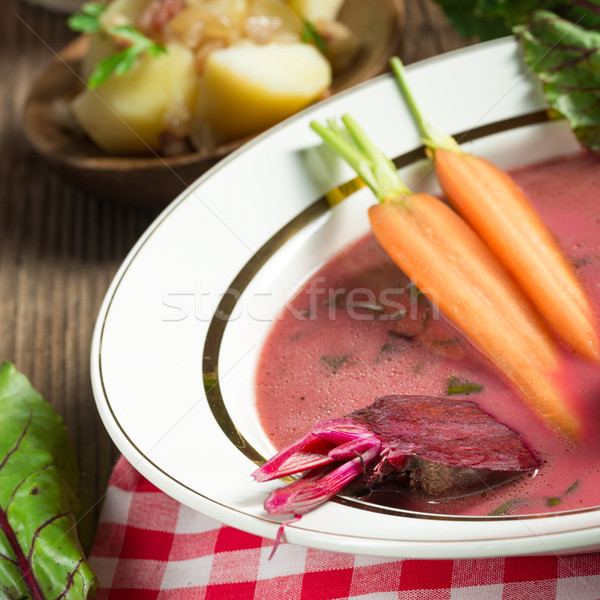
left=89, top=457, right=600, bottom=599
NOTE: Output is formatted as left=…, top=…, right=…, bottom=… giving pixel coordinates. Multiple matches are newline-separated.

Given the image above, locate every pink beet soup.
left=255, top=152, right=600, bottom=516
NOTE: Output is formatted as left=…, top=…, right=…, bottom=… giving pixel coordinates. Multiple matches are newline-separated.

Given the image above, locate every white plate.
left=90, top=37, right=600, bottom=559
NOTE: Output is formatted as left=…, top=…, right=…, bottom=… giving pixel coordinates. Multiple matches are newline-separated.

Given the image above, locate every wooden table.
left=0, top=0, right=470, bottom=552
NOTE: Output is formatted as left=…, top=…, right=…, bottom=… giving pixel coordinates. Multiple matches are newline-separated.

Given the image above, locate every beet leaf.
left=517, top=9, right=600, bottom=152
left=0, top=362, right=97, bottom=599
left=433, top=0, right=600, bottom=152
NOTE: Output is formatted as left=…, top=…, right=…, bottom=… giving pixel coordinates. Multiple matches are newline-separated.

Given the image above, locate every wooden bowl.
left=23, top=0, right=405, bottom=206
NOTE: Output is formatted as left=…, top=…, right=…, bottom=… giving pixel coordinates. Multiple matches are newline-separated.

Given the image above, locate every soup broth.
left=255, top=152, right=600, bottom=516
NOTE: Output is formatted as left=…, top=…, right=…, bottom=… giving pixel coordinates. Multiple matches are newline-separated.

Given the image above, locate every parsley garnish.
left=320, top=354, right=350, bottom=374
left=545, top=480, right=580, bottom=507
left=446, top=375, right=483, bottom=396
left=287, top=0, right=328, bottom=53
left=565, top=480, right=579, bottom=495
left=489, top=498, right=524, bottom=516
left=68, top=2, right=167, bottom=88
left=409, top=283, right=424, bottom=301
left=67, top=1, right=106, bottom=32
left=301, top=18, right=327, bottom=53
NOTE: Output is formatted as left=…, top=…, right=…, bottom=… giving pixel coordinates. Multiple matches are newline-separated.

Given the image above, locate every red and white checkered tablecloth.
left=89, top=457, right=600, bottom=599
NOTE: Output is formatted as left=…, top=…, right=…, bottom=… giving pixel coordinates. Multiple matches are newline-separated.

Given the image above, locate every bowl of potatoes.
left=24, top=0, right=405, bottom=205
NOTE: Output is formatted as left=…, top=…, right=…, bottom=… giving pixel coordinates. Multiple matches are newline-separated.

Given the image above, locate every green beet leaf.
left=0, top=362, right=97, bottom=599
left=432, top=0, right=587, bottom=40
left=517, top=9, right=600, bottom=152
left=433, top=0, right=600, bottom=153
left=432, top=0, right=545, bottom=40
left=556, top=0, right=600, bottom=29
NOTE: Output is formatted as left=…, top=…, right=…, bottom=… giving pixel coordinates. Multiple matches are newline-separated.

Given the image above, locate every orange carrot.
left=310, top=115, right=578, bottom=438
left=390, top=57, right=600, bottom=363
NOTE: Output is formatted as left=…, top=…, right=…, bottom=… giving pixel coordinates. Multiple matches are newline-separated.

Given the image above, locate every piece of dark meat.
left=253, top=395, right=540, bottom=515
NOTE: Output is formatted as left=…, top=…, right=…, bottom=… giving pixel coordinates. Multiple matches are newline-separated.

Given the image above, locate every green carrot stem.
left=310, top=116, right=410, bottom=202
left=390, top=57, right=458, bottom=152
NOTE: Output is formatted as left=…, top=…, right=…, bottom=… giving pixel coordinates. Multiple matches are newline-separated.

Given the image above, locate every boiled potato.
left=72, top=43, right=198, bottom=153
left=99, top=0, right=154, bottom=27
left=195, top=42, right=331, bottom=141
left=188, top=0, right=248, bottom=22
left=293, top=0, right=345, bottom=22
left=247, top=0, right=303, bottom=40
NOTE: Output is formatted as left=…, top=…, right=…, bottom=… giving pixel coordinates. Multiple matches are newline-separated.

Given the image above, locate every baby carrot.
left=390, top=57, right=600, bottom=363
left=310, top=115, right=579, bottom=438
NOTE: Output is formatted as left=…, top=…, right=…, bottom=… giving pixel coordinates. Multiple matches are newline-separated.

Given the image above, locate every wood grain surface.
left=0, top=0, right=471, bottom=552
